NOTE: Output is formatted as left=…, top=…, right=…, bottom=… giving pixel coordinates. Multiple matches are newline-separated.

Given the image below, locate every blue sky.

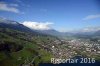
left=0, top=0, right=100, bottom=31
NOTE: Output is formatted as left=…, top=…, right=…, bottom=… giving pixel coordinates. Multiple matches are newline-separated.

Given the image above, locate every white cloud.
left=0, top=2, right=20, bottom=13
left=22, top=21, right=54, bottom=30
left=77, top=26, right=100, bottom=32
left=9, top=4, right=19, bottom=7
left=61, top=26, right=100, bottom=33
left=83, top=14, right=100, bottom=20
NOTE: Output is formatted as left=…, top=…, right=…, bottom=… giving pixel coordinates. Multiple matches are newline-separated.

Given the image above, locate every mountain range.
left=0, top=18, right=62, bottom=37
left=0, top=18, right=100, bottom=38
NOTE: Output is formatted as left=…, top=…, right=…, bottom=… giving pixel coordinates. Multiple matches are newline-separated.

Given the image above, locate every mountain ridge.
left=0, top=18, right=100, bottom=38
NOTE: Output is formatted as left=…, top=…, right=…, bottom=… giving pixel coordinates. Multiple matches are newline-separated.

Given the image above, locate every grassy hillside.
left=0, top=28, right=57, bottom=66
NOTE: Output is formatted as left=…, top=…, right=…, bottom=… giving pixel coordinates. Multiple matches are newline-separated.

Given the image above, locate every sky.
left=0, top=0, right=100, bottom=31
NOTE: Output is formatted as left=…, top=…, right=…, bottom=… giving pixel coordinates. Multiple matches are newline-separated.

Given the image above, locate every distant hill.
left=0, top=18, right=39, bottom=35
left=34, top=29, right=63, bottom=37
left=95, top=30, right=100, bottom=36
left=0, top=18, right=63, bottom=37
